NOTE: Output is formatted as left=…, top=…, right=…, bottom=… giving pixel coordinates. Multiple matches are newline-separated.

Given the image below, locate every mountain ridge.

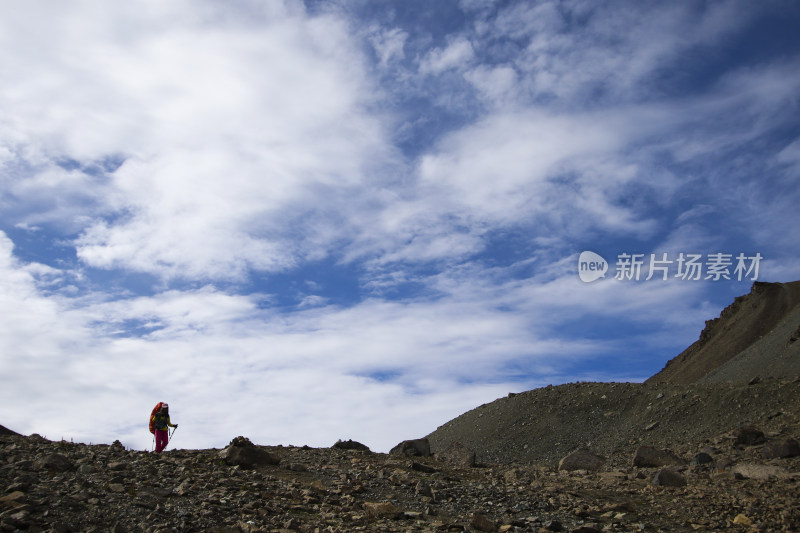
left=426, top=280, right=800, bottom=465
left=647, top=280, right=800, bottom=384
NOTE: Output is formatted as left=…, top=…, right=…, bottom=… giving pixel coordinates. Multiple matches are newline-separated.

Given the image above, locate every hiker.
left=151, top=403, right=178, bottom=453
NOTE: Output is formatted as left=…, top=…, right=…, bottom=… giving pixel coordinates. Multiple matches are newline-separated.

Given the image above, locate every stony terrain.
left=2, top=427, right=799, bottom=532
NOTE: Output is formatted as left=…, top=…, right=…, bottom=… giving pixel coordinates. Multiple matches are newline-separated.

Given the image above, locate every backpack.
left=148, top=402, right=164, bottom=434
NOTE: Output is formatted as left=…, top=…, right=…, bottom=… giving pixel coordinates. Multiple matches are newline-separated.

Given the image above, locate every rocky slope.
left=0, top=425, right=20, bottom=437
left=2, top=428, right=799, bottom=532
left=647, top=281, right=800, bottom=384
left=699, top=301, right=800, bottom=384
left=426, top=379, right=800, bottom=467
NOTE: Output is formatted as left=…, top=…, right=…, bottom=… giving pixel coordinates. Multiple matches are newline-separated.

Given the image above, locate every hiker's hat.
left=161, top=403, right=169, bottom=409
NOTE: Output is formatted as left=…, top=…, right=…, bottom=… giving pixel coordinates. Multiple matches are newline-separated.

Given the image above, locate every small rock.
left=108, top=483, right=126, bottom=493
left=175, top=480, right=192, bottom=496
left=363, top=501, right=400, bottom=519
left=415, top=480, right=433, bottom=498
left=545, top=520, right=563, bottom=531
left=0, top=491, right=26, bottom=510
left=283, top=517, right=301, bottom=530
left=733, top=513, right=752, bottom=526
left=1, top=510, right=30, bottom=530
left=652, top=468, right=687, bottom=487
left=77, top=463, right=95, bottom=474
left=470, top=513, right=496, bottom=532
left=151, top=487, right=173, bottom=497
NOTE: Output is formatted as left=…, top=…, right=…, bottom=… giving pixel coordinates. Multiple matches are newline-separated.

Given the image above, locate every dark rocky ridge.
left=0, top=425, right=20, bottom=437
left=699, top=301, right=800, bottom=384
left=647, top=281, right=800, bottom=384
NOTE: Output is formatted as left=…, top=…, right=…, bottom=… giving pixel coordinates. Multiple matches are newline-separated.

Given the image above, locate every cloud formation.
left=1, top=0, right=798, bottom=452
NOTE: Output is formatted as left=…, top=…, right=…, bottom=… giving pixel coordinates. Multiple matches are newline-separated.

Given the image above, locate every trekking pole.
left=168, top=426, right=177, bottom=449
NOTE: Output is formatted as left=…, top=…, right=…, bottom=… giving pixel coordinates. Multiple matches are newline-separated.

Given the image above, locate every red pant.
left=154, top=429, right=169, bottom=453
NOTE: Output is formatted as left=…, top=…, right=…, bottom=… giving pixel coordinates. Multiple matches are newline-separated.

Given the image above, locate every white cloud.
left=414, top=109, right=649, bottom=233
left=676, top=205, right=717, bottom=225
left=369, top=27, right=408, bottom=67
left=419, top=37, right=475, bottom=75
left=777, top=138, right=800, bottom=169
left=0, top=0, right=394, bottom=281
left=464, top=65, right=519, bottom=105
left=471, top=1, right=760, bottom=104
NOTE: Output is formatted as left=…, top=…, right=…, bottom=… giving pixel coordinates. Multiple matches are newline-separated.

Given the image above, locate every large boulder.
left=332, top=439, right=371, bottom=452
left=733, top=425, right=765, bottom=446
left=652, top=468, right=687, bottom=487
left=436, top=441, right=476, bottom=467
left=558, top=449, right=605, bottom=472
left=219, top=436, right=280, bottom=468
left=691, top=452, right=714, bottom=465
left=390, top=438, right=431, bottom=457
left=762, top=439, right=800, bottom=459
left=33, top=454, right=74, bottom=473
left=632, top=446, right=684, bottom=468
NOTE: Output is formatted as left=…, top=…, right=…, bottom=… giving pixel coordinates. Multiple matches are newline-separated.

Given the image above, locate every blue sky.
left=1, top=0, right=798, bottom=452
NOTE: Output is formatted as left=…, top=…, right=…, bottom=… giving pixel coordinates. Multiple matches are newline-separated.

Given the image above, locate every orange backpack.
left=148, top=402, right=164, bottom=434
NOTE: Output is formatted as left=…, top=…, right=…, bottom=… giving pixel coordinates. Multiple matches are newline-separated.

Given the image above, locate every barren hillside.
left=427, top=281, right=800, bottom=467
left=426, top=379, right=800, bottom=466
left=647, top=281, right=800, bottom=384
